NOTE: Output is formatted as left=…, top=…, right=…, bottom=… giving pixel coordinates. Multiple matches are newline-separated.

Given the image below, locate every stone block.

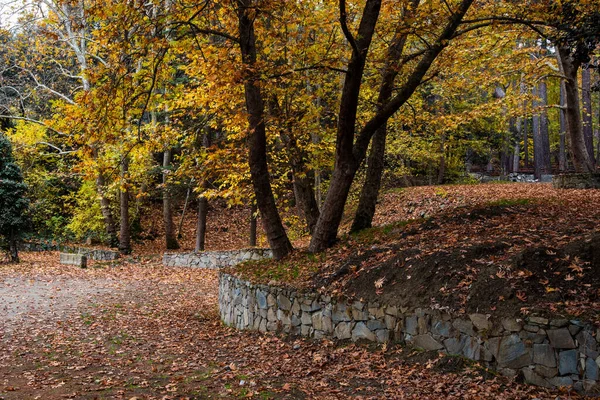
left=548, top=376, right=573, bottom=388
left=502, top=318, right=522, bottom=332
left=453, top=319, right=474, bottom=336
left=550, top=319, right=569, bottom=328
left=548, top=328, right=576, bottom=349
left=417, top=316, right=430, bottom=334
left=376, top=329, right=390, bottom=343
left=444, top=337, right=464, bottom=355
left=367, top=320, right=386, bottom=331
left=533, top=344, right=557, bottom=368
left=469, top=313, right=491, bottom=331
left=431, top=320, right=453, bottom=338
left=522, top=368, right=551, bottom=388
left=256, top=290, right=268, bottom=310
left=528, top=317, right=549, bottom=326
left=332, top=304, right=352, bottom=323
left=558, top=350, right=578, bottom=375
left=487, top=334, right=531, bottom=369
left=535, top=365, right=558, bottom=378
left=59, top=253, right=87, bottom=268
left=277, top=294, right=291, bottom=311
left=461, top=337, right=481, bottom=360
left=405, top=316, right=418, bottom=336
left=352, top=322, right=376, bottom=342
left=334, top=322, right=353, bottom=340
left=312, top=312, right=323, bottom=331
left=385, top=315, right=396, bottom=331
left=322, top=316, right=333, bottom=333
left=413, top=334, right=444, bottom=351
left=585, top=357, right=599, bottom=381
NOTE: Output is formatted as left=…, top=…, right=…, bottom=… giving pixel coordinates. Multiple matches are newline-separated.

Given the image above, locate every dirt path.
left=0, top=253, right=565, bottom=399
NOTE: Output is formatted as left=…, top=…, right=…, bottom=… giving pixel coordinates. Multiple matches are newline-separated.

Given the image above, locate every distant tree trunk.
left=237, top=0, right=293, bottom=259
left=538, top=79, right=552, bottom=174
left=523, top=118, right=529, bottom=169
left=437, top=134, right=446, bottom=183
left=532, top=86, right=542, bottom=179
left=511, top=117, right=520, bottom=173
left=559, top=81, right=568, bottom=172
left=557, top=46, right=595, bottom=172
left=249, top=202, right=257, bottom=247
left=195, top=132, right=212, bottom=252
left=178, top=181, right=192, bottom=239
left=119, top=156, right=131, bottom=254
left=582, top=65, right=595, bottom=164
left=163, top=149, right=179, bottom=250
left=96, top=172, right=118, bottom=248
left=195, top=194, right=208, bottom=252
left=8, top=230, right=18, bottom=263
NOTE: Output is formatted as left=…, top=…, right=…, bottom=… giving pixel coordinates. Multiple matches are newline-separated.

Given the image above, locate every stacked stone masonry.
left=163, top=249, right=272, bottom=269
left=20, top=242, right=119, bottom=261
left=219, top=273, right=600, bottom=392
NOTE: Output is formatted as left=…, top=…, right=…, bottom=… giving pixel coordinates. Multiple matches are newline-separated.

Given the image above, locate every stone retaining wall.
left=20, top=242, right=119, bottom=261
left=219, top=273, right=599, bottom=392
left=553, top=173, right=600, bottom=189
left=163, top=248, right=272, bottom=269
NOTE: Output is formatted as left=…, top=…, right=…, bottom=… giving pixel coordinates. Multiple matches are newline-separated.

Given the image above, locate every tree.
left=0, top=133, right=30, bottom=262
left=308, top=0, right=475, bottom=252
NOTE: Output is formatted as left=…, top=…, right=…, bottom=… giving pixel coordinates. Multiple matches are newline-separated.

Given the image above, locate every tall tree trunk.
left=532, top=86, right=542, bottom=179
left=582, top=64, right=595, bottom=164
left=96, top=172, right=118, bottom=247
left=351, top=0, right=419, bottom=233
left=195, top=195, right=208, bottom=252
left=163, top=149, right=179, bottom=250
left=195, top=132, right=212, bottom=252
left=557, top=46, right=595, bottom=172
left=538, top=79, right=552, bottom=174
left=559, top=81, right=568, bottom=172
left=510, top=117, right=519, bottom=173
left=249, top=202, right=257, bottom=247
left=351, top=124, right=387, bottom=233
left=523, top=118, right=529, bottom=169
left=237, top=0, right=293, bottom=259
left=119, top=156, right=131, bottom=254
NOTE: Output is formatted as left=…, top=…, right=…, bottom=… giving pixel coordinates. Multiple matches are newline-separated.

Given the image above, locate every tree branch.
left=339, top=0, right=360, bottom=56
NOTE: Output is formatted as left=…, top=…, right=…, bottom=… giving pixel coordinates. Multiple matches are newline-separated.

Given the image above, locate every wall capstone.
left=219, top=272, right=599, bottom=393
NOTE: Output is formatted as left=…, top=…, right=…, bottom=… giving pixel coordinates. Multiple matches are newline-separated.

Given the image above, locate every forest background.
left=0, top=0, right=599, bottom=260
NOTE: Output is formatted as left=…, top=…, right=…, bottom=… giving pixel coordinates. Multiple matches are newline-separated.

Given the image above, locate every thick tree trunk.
left=96, top=172, right=118, bottom=247
left=557, top=46, right=595, bottom=172
left=237, top=0, right=293, bottom=259
left=351, top=0, right=418, bottom=233
left=195, top=195, right=208, bottom=252
left=582, top=65, right=595, bottom=164
left=559, top=81, right=568, bottom=172
left=163, top=149, right=179, bottom=250
left=119, top=156, right=131, bottom=254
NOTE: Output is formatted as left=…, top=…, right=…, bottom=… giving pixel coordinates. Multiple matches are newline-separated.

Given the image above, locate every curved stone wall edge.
left=219, top=272, right=600, bottom=392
